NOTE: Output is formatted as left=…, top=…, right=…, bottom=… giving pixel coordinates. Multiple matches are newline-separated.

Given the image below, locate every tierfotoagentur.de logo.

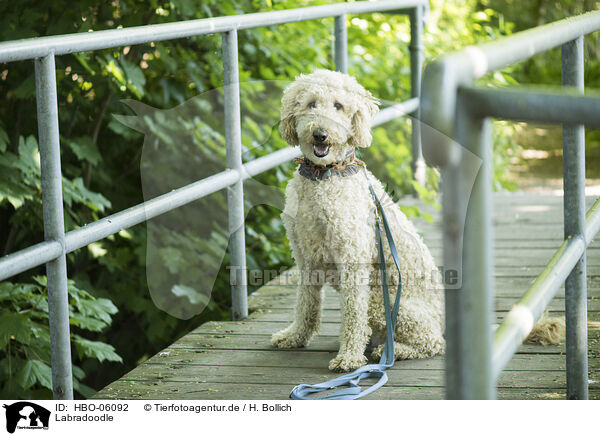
left=2, top=402, right=50, bottom=434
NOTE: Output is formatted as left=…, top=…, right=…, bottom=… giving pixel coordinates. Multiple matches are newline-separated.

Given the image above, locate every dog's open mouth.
left=313, top=143, right=330, bottom=157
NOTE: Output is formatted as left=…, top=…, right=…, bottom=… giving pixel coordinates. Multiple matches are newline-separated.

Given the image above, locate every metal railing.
left=0, top=0, right=428, bottom=399
left=421, top=11, right=600, bottom=400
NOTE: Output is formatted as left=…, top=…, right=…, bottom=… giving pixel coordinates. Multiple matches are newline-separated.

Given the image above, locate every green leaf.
left=102, top=55, right=126, bottom=85
left=94, top=298, right=119, bottom=316
left=72, top=365, right=85, bottom=380
left=32, top=276, right=47, bottom=287
left=26, top=336, right=52, bottom=362
left=119, top=57, right=146, bottom=98
left=16, top=359, right=52, bottom=390
left=74, top=53, right=96, bottom=76
left=73, top=378, right=96, bottom=398
left=62, top=177, right=111, bottom=212
left=0, top=282, right=38, bottom=302
left=69, top=313, right=108, bottom=332
left=17, top=135, right=41, bottom=176
left=72, top=297, right=115, bottom=326
left=0, top=311, right=33, bottom=348
left=73, top=335, right=123, bottom=363
left=65, top=136, right=102, bottom=165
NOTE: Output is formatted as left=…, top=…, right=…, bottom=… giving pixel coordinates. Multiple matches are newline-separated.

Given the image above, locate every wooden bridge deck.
left=95, top=192, right=600, bottom=400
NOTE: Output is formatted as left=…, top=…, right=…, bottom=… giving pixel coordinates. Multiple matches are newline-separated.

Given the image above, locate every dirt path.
left=508, top=124, right=600, bottom=195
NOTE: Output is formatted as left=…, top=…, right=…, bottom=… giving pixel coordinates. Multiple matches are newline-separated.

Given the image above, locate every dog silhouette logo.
left=2, top=402, right=50, bottom=433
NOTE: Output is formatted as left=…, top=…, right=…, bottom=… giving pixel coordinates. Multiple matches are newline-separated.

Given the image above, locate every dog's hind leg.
left=371, top=297, right=445, bottom=361
left=371, top=342, right=428, bottom=361
left=397, top=298, right=445, bottom=359
left=271, top=268, right=324, bottom=349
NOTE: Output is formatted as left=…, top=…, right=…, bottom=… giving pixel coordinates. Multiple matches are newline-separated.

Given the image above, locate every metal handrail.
left=0, top=0, right=423, bottom=63
left=421, top=10, right=600, bottom=400
left=0, top=0, right=428, bottom=399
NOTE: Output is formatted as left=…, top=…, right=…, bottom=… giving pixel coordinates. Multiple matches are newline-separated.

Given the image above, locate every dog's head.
left=279, top=69, right=379, bottom=165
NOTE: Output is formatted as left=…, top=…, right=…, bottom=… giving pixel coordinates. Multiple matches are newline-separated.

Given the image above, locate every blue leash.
left=290, top=184, right=402, bottom=400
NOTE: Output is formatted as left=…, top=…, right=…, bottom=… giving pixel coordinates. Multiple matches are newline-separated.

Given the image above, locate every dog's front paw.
left=271, top=327, right=308, bottom=349
left=328, top=353, right=367, bottom=372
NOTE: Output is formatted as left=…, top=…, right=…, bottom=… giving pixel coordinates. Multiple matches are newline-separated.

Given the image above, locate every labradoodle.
left=271, top=70, right=445, bottom=372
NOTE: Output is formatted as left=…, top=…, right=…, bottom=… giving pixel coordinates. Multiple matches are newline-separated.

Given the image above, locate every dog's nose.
left=312, top=128, right=328, bottom=143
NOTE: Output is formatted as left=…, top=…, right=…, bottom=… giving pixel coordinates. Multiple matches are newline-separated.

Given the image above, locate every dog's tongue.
left=313, top=144, right=330, bottom=157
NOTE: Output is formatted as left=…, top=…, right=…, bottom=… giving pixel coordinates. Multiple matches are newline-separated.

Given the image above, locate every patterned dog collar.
left=294, top=150, right=366, bottom=181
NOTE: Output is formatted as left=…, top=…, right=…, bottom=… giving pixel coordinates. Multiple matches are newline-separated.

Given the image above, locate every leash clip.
left=373, top=201, right=381, bottom=223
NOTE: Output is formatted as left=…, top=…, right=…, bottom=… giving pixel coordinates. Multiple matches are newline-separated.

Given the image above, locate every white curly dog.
left=271, top=70, right=445, bottom=372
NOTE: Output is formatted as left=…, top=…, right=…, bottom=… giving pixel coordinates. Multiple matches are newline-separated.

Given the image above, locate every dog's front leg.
left=329, top=265, right=371, bottom=372
left=271, top=268, right=323, bottom=348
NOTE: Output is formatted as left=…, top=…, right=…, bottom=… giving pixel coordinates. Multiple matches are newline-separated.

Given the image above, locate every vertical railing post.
left=35, top=53, right=73, bottom=400
left=334, top=14, right=348, bottom=74
left=446, top=94, right=495, bottom=399
left=222, top=30, right=248, bottom=321
left=441, top=163, right=466, bottom=398
left=562, top=36, right=588, bottom=400
left=409, top=5, right=425, bottom=188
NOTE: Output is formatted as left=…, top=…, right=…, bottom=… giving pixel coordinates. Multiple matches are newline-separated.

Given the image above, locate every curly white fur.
left=271, top=70, right=445, bottom=372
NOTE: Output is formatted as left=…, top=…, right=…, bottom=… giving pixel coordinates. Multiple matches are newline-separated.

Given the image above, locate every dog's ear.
left=279, top=113, right=298, bottom=145
left=279, top=81, right=301, bottom=146
left=348, top=90, right=379, bottom=148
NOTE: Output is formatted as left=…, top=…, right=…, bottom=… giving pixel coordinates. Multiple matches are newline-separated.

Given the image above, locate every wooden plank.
left=245, top=309, right=600, bottom=325
left=247, top=299, right=600, bottom=316
left=188, top=318, right=600, bottom=357
left=417, top=225, right=600, bottom=239
left=257, top=268, right=600, bottom=285
left=403, top=194, right=598, bottom=225
left=255, top=277, right=600, bottom=297
left=94, top=353, right=600, bottom=398
left=112, top=364, right=596, bottom=391
left=249, top=286, right=600, bottom=310
left=489, top=267, right=600, bottom=277
left=138, top=347, right=596, bottom=372
left=417, top=229, right=600, bottom=243
left=251, top=278, right=600, bottom=300
left=174, top=332, right=572, bottom=355
left=96, top=360, right=598, bottom=403
left=249, top=292, right=600, bottom=310
left=95, top=380, right=598, bottom=400
left=424, top=249, right=600, bottom=267
left=422, top=239, right=600, bottom=249
left=94, top=381, right=450, bottom=400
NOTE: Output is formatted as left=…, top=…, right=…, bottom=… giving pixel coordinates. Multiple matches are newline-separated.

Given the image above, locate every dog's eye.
left=334, top=102, right=343, bottom=110
left=307, top=101, right=316, bottom=109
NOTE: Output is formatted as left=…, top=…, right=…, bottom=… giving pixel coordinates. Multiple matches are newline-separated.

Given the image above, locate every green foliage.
left=2, top=0, right=590, bottom=400
left=0, top=279, right=120, bottom=398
